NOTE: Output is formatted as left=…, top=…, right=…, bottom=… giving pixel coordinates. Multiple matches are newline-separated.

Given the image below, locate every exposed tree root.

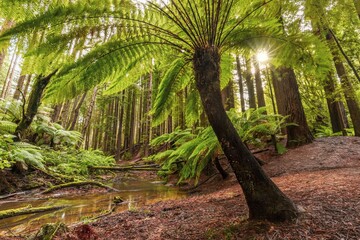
left=0, top=205, right=66, bottom=220
left=41, top=181, right=119, bottom=194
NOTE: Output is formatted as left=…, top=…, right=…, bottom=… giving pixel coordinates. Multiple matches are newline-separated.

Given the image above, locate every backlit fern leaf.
left=152, top=57, right=191, bottom=125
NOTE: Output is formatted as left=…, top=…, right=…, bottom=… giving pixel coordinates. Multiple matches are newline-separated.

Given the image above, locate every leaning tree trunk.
left=193, top=46, right=298, bottom=221
left=15, top=70, right=57, bottom=140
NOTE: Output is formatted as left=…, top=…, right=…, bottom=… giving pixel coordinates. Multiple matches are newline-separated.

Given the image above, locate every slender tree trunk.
left=143, top=73, right=153, bottom=157
left=236, top=56, right=246, bottom=112
left=271, top=67, right=314, bottom=147
left=129, top=89, right=137, bottom=151
left=245, top=58, right=256, bottom=109
left=0, top=20, right=13, bottom=71
left=1, top=48, right=19, bottom=99
left=266, top=67, right=277, bottom=114
left=23, top=74, right=32, bottom=98
left=68, top=92, right=87, bottom=130
left=13, top=75, right=27, bottom=100
left=221, top=80, right=235, bottom=111
left=51, top=104, right=62, bottom=122
left=115, top=91, right=125, bottom=160
left=59, top=101, right=71, bottom=126
left=326, top=32, right=360, bottom=136
left=15, top=70, right=57, bottom=139
left=81, top=87, right=98, bottom=137
left=253, top=57, right=266, bottom=108
left=323, top=74, right=347, bottom=135
left=193, top=46, right=297, bottom=221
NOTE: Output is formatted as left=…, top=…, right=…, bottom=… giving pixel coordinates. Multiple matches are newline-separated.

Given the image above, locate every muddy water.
left=0, top=178, right=184, bottom=236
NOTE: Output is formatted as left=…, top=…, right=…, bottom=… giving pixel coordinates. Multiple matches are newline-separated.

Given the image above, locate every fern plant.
left=150, top=108, right=292, bottom=185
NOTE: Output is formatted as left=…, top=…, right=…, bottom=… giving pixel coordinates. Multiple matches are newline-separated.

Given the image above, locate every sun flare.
left=256, top=51, right=269, bottom=63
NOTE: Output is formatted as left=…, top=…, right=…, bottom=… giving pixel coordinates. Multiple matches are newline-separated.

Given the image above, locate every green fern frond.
left=152, top=57, right=191, bottom=125
left=0, top=120, right=17, bottom=134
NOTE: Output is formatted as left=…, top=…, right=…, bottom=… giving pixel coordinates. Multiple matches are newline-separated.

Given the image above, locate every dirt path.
left=3, top=136, right=360, bottom=239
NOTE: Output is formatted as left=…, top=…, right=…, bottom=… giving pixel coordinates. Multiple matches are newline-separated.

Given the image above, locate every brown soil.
left=3, top=136, right=360, bottom=239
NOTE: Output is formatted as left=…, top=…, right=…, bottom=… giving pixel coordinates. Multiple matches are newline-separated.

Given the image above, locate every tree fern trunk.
left=193, top=46, right=297, bottom=221
left=15, top=70, right=57, bottom=139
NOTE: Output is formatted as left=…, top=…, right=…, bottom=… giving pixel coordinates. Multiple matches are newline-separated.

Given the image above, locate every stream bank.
left=1, top=137, right=360, bottom=239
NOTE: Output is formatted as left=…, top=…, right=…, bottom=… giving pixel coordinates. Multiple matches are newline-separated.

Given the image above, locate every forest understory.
left=1, top=136, right=360, bottom=240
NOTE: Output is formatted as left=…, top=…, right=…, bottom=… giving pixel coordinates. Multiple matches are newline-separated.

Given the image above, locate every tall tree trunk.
left=245, top=58, right=256, bottom=109
left=0, top=20, right=14, bottom=71
left=129, top=89, right=137, bottom=151
left=51, top=104, right=62, bottom=123
left=221, top=80, right=235, bottom=111
left=193, top=46, right=297, bottom=221
left=68, top=92, right=87, bottom=130
left=271, top=67, right=314, bottom=147
left=236, top=56, right=246, bottom=112
left=253, top=57, right=266, bottom=108
left=115, top=91, right=125, bottom=160
left=15, top=70, right=57, bottom=139
left=23, top=74, right=32, bottom=98
left=143, top=73, right=153, bottom=157
left=323, top=74, right=347, bottom=135
left=1, top=47, right=19, bottom=99
left=326, top=32, right=360, bottom=136
left=13, top=75, right=27, bottom=100
left=81, top=87, right=98, bottom=138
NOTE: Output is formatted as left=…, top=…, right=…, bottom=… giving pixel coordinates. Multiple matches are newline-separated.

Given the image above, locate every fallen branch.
left=89, top=166, right=160, bottom=171
left=0, top=191, right=27, bottom=200
left=41, top=181, right=119, bottom=194
left=0, top=205, right=66, bottom=220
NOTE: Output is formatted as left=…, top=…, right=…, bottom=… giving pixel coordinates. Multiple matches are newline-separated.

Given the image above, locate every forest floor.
left=2, top=136, right=360, bottom=240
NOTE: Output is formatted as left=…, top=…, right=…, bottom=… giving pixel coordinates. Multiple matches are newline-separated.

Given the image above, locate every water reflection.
left=0, top=179, right=184, bottom=236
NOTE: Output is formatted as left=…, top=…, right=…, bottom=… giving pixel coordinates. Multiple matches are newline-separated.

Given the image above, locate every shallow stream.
left=0, top=177, right=185, bottom=236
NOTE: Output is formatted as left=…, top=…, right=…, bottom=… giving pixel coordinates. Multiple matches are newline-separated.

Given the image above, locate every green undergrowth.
left=147, top=107, right=292, bottom=185
left=0, top=99, right=115, bottom=177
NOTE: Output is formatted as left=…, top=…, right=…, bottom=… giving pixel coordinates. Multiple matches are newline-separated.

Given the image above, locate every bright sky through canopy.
left=256, top=50, right=269, bottom=63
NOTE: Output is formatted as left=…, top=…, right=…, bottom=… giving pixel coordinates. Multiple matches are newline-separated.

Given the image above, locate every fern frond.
left=152, top=57, right=191, bottom=125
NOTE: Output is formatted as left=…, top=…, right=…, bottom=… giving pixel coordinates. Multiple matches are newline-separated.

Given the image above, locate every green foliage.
left=0, top=134, right=13, bottom=169
left=314, top=125, right=354, bottom=137
left=150, top=108, right=291, bottom=184
left=42, top=149, right=115, bottom=176
left=10, top=142, right=45, bottom=169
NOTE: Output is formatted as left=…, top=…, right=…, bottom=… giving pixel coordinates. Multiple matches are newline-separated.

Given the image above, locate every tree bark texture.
left=271, top=67, right=314, bottom=147
left=236, top=56, right=246, bottom=112
left=323, top=74, right=347, bottom=135
left=13, top=75, right=27, bottom=100
left=245, top=58, right=256, bottom=109
left=15, top=70, right=57, bottom=139
left=327, top=33, right=360, bottom=136
left=193, top=46, right=298, bottom=221
left=253, top=57, right=266, bottom=108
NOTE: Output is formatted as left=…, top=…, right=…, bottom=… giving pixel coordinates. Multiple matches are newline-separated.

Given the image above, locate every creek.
left=0, top=176, right=185, bottom=236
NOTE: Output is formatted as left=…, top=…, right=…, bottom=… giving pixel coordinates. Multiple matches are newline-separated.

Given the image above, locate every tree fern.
left=152, top=57, right=191, bottom=125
